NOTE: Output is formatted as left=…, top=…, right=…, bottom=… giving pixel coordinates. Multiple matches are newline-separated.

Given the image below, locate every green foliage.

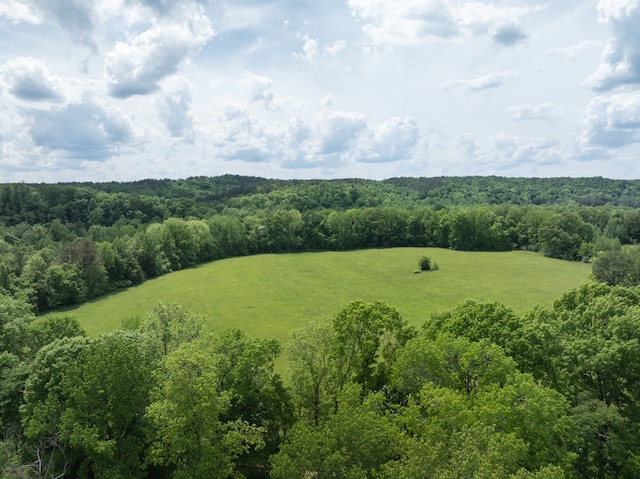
left=146, top=339, right=264, bottom=479
left=59, top=331, right=155, bottom=479
left=332, top=300, right=416, bottom=393
left=270, top=384, right=403, bottom=479
left=141, top=301, right=204, bottom=358
left=423, top=300, right=521, bottom=354
left=28, top=314, right=86, bottom=352
left=20, top=336, right=92, bottom=476
left=418, top=255, right=438, bottom=271
left=205, top=329, right=294, bottom=473
left=392, top=334, right=518, bottom=397
left=531, top=282, right=640, bottom=478
left=538, top=212, right=594, bottom=261
left=592, top=244, right=640, bottom=286
left=288, top=319, right=338, bottom=426
left=3, top=176, right=636, bottom=314
left=386, top=368, right=576, bottom=477
left=0, top=295, right=35, bottom=359
left=4, top=173, right=640, bottom=478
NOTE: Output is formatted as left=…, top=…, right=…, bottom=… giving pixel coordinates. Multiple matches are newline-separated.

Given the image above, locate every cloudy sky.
left=1, top=0, right=640, bottom=182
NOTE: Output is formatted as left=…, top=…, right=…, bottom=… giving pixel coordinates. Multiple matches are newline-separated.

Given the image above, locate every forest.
left=1, top=175, right=640, bottom=478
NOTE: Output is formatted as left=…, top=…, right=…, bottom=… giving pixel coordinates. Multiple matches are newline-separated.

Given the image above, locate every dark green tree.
left=538, top=212, right=594, bottom=260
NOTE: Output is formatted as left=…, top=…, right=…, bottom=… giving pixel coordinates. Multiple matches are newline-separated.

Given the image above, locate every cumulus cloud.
left=157, top=77, right=195, bottom=141
left=240, top=71, right=276, bottom=108
left=214, top=105, right=282, bottom=163
left=27, top=94, right=136, bottom=160
left=294, top=35, right=347, bottom=63
left=30, top=0, right=98, bottom=49
left=443, top=70, right=518, bottom=93
left=582, top=91, right=640, bottom=148
left=293, top=35, right=319, bottom=63
left=1, top=57, right=63, bottom=102
left=587, top=0, right=640, bottom=90
left=283, top=110, right=368, bottom=167
left=0, top=1, right=40, bottom=24
left=324, top=40, right=347, bottom=56
left=358, top=116, right=419, bottom=162
left=459, top=133, right=562, bottom=172
left=105, top=7, right=214, bottom=98
left=210, top=72, right=422, bottom=170
left=348, top=0, right=539, bottom=46
left=317, top=111, right=368, bottom=155
left=505, top=102, right=561, bottom=121
left=348, top=0, right=457, bottom=45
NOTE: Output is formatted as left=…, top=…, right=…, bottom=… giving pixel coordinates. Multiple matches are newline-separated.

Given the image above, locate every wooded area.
left=2, top=175, right=640, bottom=312
left=1, top=175, right=640, bottom=478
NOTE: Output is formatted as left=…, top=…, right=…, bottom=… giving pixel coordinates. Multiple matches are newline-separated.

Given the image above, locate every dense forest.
left=2, top=175, right=640, bottom=312
left=1, top=175, right=640, bottom=478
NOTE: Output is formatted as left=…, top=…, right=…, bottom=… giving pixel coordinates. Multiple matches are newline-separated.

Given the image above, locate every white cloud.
left=324, top=40, right=347, bottom=56
left=30, top=0, right=98, bottom=49
left=443, top=70, right=518, bottom=93
left=0, top=1, right=41, bottom=24
left=104, top=6, right=214, bottom=98
left=157, top=77, right=195, bottom=141
left=284, top=110, right=368, bottom=167
left=582, top=91, right=640, bottom=148
left=548, top=40, right=601, bottom=61
left=348, top=0, right=457, bottom=45
left=587, top=0, right=640, bottom=90
left=348, top=0, right=540, bottom=47
left=1, top=57, right=63, bottom=102
left=240, top=71, right=276, bottom=109
left=205, top=73, right=422, bottom=170
left=316, top=110, right=368, bottom=155
left=293, top=35, right=320, bottom=63
left=505, top=102, right=561, bottom=121
left=2, top=1, right=639, bottom=181
left=358, top=116, right=419, bottom=163
left=27, top=94, right=138, bottom=161
left=459, top=133, right=562, bottom=172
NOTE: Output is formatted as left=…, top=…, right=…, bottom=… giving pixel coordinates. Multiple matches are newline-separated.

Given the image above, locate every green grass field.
left=54, top=248, right=591, bottom=351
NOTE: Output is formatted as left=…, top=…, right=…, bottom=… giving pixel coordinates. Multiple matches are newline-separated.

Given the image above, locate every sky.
left=1, top=0, right=640, bottom=183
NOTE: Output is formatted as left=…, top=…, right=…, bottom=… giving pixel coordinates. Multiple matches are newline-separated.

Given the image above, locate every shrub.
left=419, top=256, right=438, bottom=271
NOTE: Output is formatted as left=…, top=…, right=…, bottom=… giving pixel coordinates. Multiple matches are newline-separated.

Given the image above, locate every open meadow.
left=54, top=248, right=591, bottom=352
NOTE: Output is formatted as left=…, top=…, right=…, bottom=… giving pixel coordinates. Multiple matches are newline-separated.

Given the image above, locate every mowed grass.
left=56, top=248, right=591, bottom=352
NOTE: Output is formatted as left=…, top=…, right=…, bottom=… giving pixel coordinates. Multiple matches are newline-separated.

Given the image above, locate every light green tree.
left=140, top=301, right=204, bottom=358
left=146, top=340, right=264, bottom=479
left=270, top=384, right=403, bottom=479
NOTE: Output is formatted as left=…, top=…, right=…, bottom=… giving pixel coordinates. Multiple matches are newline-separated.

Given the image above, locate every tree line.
left=2, top=198, right=640, bottom=311
left=3, top=175, right=640, bottom=312
left=1, top=281, right=639, bottom=478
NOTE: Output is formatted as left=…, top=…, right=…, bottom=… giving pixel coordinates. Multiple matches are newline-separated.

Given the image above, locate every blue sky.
left=1, top=0, right=640, bottom=182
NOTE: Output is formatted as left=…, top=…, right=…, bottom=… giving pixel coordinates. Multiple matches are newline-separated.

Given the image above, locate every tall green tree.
left=332, top=300, right=416, bottom=393
left=205, top=329, right=294, bottom=474
left=270, top=384, right=403, bottom=479
left=145, top=340, right=264, bottom=479
left=20, top=336, right=92, bottom=478
left=287, top=319, right=338, bottom=426
left=538, top=212, right=594, bottom=260
left=59, top=331, right=155, bottom=479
